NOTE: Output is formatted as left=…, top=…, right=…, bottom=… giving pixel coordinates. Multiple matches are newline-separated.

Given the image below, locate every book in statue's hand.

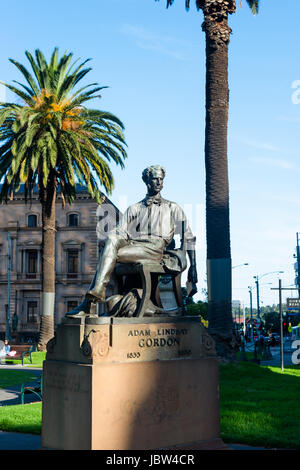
left=186, top=280, right=197, bottom=297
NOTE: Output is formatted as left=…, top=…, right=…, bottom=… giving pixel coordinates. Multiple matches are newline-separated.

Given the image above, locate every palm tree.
left=156, top=0, right=260, bottom=358
left=0, top=48, right=127, bottom=349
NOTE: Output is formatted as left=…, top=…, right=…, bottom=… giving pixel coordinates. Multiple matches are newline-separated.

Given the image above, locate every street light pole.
left=248, top=286, right=253, bottom=341
left=255, top=276, right=260, bottom=319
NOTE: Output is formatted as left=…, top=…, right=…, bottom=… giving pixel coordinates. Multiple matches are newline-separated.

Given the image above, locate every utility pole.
left=271, top=283, right=300, bottom=372
left=254, top=276, right=261, bottom=338
left=296, top=232, right=300, bottom=298
left=279, top=279, right=284, bottom=372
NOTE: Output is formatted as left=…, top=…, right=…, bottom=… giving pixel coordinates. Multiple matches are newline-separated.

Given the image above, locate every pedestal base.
left=42, top=316, right=222, bottom=450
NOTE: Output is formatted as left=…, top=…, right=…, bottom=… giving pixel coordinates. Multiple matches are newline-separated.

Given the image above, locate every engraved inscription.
left=128, top=329, right=151, bottom=337
left=178, top=349, right=192, bottom=357
left=45, top=369, right=89, bottom=393
left=119, top=384, right=180, bottom=426
left=127, top=352, right=141, bottom=359
left=125, top=327, right=189, bottom=358
left=138, top=337, right=180, bottom=347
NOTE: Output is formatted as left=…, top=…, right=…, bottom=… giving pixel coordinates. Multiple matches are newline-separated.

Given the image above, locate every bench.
left=1, top=345, right=36, bottom=365
left=20, top=376, right=43, bottom=404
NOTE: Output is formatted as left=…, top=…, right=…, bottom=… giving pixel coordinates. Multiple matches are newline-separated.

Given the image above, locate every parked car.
left=255, top=335, right=270, bottom=347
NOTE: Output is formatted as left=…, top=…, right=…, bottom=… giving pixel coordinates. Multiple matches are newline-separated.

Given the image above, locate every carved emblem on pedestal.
left=202, top=333, right=215, bottom=353
left=81, top=329, right=110, bottom=358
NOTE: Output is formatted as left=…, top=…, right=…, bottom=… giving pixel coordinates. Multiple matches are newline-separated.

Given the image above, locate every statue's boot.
left=86, top=267, right=111, bottom=303
left=86, top=234, right=120, bottom=302
left=65, top=297, right=93, bottom=317
left=86, top=287, right=106, bottom=303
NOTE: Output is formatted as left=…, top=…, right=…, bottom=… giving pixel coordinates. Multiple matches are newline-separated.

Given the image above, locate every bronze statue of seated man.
left=65, top=164, right=198, bottom=317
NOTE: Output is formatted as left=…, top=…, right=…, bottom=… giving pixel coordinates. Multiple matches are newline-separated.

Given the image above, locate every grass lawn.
left=1, top=360, right=300, bottom=448
left=0, top=370, right=39, bottom=388
left=0, top=351, right=44, bottom=435
left=0, top=402, right=42, bottom=435
left=220, top=362, right=300, bottom=449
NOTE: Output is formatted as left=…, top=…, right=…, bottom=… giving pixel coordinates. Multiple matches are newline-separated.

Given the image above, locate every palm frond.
left=245, top=0, right=259, bottom=15
left=0, top=48, right=127, bottom=204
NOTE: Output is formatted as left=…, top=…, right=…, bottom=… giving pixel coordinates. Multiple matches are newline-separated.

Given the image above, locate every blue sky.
left=1, top=0, right=300, bottom=308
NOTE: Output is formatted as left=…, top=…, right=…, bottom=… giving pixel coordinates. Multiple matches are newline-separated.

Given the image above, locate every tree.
left=0, top=48, right=127, bottom=349
left=156, top=0, right=260, bottom=359
left=262, top=311, right=280, bottom=334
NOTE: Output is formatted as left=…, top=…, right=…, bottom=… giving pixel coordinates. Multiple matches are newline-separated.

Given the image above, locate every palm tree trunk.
left=202, top=3, right=236, bottom=360
left=38, top=172, right=56, bottom=350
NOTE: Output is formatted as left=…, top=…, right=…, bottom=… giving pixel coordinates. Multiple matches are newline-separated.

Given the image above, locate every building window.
left=67, top=300, right=78, bottom=311
left=68, top=213, right=79, bottom=227
left=27, top=301, right=38, bottom=323
left=28, top=214, right=37, bottom=227
left=26, top=250, right=38, bottom=278
left=67, top=250, right=79, bottom=278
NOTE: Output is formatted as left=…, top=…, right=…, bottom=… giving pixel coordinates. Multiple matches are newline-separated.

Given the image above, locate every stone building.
left=0, top=184, right=119, bottom=342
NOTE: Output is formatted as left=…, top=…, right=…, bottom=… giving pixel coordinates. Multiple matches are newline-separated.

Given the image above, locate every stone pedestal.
left=41, top=316, right=223, bottom=450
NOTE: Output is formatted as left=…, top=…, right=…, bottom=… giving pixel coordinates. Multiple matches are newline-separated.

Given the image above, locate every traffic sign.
left=287, top=298, right=300, bottom=309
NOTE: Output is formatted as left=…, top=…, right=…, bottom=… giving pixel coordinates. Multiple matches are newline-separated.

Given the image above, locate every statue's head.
left=142, top=165, right=166, bottom=195
left=142, top=165, right=166, bottom=184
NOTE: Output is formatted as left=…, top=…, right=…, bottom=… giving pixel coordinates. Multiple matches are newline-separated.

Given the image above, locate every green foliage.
left=245, top=0, right=260, bottom=15
left=186, top=301, right=208, bottom=319
left=156, top=0, right=260, bottom=15
left=0, top=48, right=127, bottom=204
left=262, top=311, right=281, bottom=333
left=181, top=287, right=208, bottom=320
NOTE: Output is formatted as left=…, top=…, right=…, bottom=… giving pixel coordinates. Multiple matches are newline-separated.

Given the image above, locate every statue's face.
left=147, top=169, right=164, bottom=195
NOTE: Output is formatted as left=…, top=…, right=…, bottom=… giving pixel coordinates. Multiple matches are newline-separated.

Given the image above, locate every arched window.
left=68, top=213, right=79, bottom=227
left=27, top=214, right=37, bottom=227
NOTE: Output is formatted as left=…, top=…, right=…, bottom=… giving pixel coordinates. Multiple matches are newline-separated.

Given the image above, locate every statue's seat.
left=113, top=249, right=186, bottom=317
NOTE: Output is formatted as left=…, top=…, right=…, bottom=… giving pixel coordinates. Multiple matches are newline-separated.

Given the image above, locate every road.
left=244, top=337, right=298, bottom=367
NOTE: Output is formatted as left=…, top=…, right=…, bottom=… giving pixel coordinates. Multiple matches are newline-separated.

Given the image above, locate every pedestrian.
left=3, top=339, right=16, bottom=357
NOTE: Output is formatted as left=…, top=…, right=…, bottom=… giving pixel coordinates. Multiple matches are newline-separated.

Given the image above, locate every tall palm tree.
left=0, top=48, right=127, bottom=349
left=156, top=0, right=260, bottom=358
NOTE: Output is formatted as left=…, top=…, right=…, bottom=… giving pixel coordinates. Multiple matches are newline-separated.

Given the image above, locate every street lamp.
left=253, top=271, right=284, bottom=322
left=232, top=263, right=249, bottom=269
left=248, top=285, right=254, bottom=341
